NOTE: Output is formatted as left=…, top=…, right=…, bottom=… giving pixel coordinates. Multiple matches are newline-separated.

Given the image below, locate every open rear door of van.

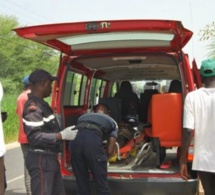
left=192, top=59, right=202, bottom=88
left=14, top=20, right=192, bottom=56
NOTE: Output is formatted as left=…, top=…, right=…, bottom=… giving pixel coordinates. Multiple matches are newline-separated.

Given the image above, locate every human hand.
left=180, top=162, right=189, bottom=181
left=60, top=125, right=78, bottom=140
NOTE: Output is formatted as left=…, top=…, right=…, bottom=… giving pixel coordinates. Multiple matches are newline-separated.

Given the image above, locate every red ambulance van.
left=14, top=20, right=201, bottom=195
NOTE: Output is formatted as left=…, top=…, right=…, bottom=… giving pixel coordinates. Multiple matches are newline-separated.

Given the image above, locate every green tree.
left=0, top=15, right=59, bottom=93
left=199, top=21, right=215, bottom=58
left=0, top=15, right=60, bottom=143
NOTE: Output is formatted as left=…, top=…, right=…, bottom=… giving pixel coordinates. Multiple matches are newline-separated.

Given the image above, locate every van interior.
left=61, top=52, right=189, bottom=176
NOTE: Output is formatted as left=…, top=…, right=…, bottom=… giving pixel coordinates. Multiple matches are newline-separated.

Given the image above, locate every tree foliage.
left=0, top=15, right=59, bottom=93
left=199, top=21, right=215, bottom=58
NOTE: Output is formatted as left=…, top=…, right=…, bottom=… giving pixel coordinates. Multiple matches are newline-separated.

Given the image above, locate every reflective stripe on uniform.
left=43, top=114, right=55, bottom=122
left=23, top=119, right=44, bottom=127
left=23, top=114, right=55, bottom=127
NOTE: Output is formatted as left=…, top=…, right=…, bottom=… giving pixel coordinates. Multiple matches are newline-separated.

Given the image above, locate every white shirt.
left=0, top=82, right=6, bottom=157
left=183, top=87, right=215, bottom=172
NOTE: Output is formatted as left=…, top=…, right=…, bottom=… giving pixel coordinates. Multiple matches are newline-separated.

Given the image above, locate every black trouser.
left=69, top=129, right=110, bottom=195
left=25, top=151, right=65, bottom=195
left=198, top=171, right=215, bottom=195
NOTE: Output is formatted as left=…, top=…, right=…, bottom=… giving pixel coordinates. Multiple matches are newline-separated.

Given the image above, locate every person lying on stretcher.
left=117, top=121, right=136, bottom=148
left=108, top=119, right=145, bottom=162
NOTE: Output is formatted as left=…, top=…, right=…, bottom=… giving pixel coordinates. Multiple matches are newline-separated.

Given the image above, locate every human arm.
left=106, top=137, right=117, bottom=158
left=16, top=91, right=29, bottom=115
left=179, top=93, right=194, bottom=181
left=106, top=118, right=118, bottom=158
left=0, top=82, right=5, bottom=194
left=0, top=82, right=6, bottom=195
left=24, top=106, right=78, bottom=145
left=23, top=100, right=77, bottom=146
left=179, top=128, right=193, bottom=181
left=23, top=107, right=57, bottom=146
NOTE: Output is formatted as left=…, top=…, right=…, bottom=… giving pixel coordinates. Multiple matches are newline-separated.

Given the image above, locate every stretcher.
left=109, top=130, right=146, bottom=162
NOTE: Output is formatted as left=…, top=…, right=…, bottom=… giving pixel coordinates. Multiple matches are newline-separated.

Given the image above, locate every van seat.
left=145, top=93, right=182, bottom=166
left=168, top=80, right=182, bottom=93
left=139, top=89, right=159, bottom=123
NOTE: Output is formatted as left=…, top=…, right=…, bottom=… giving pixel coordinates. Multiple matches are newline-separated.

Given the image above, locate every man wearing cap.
left=23, top=69, right=78, bottom=195
left=16, top=75, right=31, bottom=195
left=180, top=59, right=215, bottom=195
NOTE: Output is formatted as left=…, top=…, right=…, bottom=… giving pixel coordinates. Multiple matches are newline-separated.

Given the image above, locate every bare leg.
left=0, top=156, right=5, bottom=195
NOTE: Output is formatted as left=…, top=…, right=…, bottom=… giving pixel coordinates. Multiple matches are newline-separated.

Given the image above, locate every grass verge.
left=2, top=92, right=19, bottom=144
left=2, top=92, right=51, bottom=144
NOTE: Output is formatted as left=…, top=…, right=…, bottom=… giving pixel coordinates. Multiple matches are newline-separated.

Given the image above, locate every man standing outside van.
left=180, top=59, right=215, bottom=195
left=16, top=75, right=31, bottom=195
left=23, top=69, right=78, bottom=195
left=69, top=103, right=118, bottom=195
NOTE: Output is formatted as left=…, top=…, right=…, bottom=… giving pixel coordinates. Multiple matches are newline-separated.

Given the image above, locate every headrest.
left=168, top=80, right=182, bottom=93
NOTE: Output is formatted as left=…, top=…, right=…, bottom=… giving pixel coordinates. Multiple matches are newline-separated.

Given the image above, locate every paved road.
left=4, top=142, right=26, bottom=195
left=4, top=142, right=204, bottom=195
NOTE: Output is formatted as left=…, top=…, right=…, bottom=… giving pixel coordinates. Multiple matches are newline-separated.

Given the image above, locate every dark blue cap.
left=23, top=75, right=30, bottom=87
left=29, top=69, right=57, bottom=84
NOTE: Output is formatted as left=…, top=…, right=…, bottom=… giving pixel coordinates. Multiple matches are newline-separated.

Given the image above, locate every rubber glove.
left=60, top=125, right=78, bottom=140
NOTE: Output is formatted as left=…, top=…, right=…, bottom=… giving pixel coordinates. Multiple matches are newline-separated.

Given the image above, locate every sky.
left=0, top=0, right=215, bottom=66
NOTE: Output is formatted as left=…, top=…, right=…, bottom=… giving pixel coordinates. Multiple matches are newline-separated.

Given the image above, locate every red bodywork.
left=14, top=20, right=199, bottom=194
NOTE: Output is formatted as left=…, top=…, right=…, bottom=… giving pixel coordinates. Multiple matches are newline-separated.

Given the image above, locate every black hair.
left=93, top=103, right=110, bottom=114
left=119, top=81, right=133, bottom=94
